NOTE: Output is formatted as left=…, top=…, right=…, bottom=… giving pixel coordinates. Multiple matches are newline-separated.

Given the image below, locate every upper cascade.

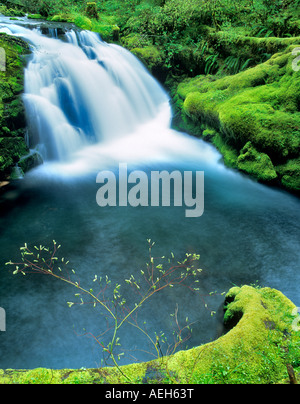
left=1, top=19, right=168, bottom=161
left=0, top=16, right=221, bottom=176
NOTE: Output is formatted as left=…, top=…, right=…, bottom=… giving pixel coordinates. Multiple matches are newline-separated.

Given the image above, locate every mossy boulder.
left=50, top=14, right=75, bottom=23
left=276, top=158, right=300, bottom=192
left=165, top=285, right=300, bottom=384
left=18, top=152, right=43, bottom=174
left=27, top=14, right=43, bottom=20
left=237, top=141, right=277, bottom=182
left=131, top=46, right=163, bottom=70
left=112, top=25, right=120, bottom=41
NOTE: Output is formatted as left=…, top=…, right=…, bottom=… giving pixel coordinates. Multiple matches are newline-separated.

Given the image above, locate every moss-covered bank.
left=173, top=43, right=300, bottom=193
left=1, top=285, right=299, bottom=384
left=0, top=32, right=30, bottom=182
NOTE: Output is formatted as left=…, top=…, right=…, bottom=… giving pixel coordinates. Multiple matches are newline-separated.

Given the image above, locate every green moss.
left=72, top=14, right=119, bottom=41
left=0, top=368, right=107, bottom=384
left=131, top=46, right=163, bottom=71
left=203, top=128, right=239, bottom=168
left=1, top=8, right=26, bottom=18
left=178, top=44, right=300, bottom=191
left=276, top=158, right=300, bottom=192
left=50, top=14, right=75, bottom=23
left=237, top=141, right=277, bottom=182
left=27, top=14, right=43, bottom=20
left=186, top=285, right=299, bottom=384
left=208, top=31, right=300, bottom=59
left=158, top=285, right=298, bottom=384
left=121, top=34, right=152, bottom=50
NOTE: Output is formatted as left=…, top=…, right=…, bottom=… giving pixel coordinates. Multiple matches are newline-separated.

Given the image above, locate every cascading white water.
left=21, top=26, right=168, bottom=158
left=0, top=17, right=221, bottom=176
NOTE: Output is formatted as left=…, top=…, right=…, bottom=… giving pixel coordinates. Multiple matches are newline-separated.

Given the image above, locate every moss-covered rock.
left=18, top=151, right=43, bottom=174
left=202, top=127, right=239, bottom=168
left=166, top=285, right=300, bottom=384
left=276, top=158, right=300, bottom=192
left=27, top=14, right=43, bottom=20
left=50, top=14, right=75, bottom=23
left=1, top=285, right=299, bottom=384
left=237, top=141, right=277, bottom=182
left=131, top=46, right=163, bottom=70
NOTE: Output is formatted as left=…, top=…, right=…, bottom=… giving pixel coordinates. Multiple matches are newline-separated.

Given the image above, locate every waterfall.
left=0, top=17, right=221, bottom=176
left=22, top=27, right=168, bottom=159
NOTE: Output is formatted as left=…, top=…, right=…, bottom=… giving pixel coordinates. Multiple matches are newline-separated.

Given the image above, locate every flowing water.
left=0, top=16, right=299, bottom=369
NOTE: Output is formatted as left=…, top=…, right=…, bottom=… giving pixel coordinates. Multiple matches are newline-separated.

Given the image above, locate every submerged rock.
left=18, top=151, right=43, bottom=173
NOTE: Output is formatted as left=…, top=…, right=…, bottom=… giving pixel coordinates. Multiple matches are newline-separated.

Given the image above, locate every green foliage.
left=223, top=55, right=254, bottom=75
left=0, top=137, right=27, bottom=173
left=178, top=45, right=300, bottom=189
left=20, top=0, right=60, bottom=16
left=0, top=34, right=30, bottom=179
left=204, top=53, right=219, bottom=75
left=85, top=2, right=98, bottom=20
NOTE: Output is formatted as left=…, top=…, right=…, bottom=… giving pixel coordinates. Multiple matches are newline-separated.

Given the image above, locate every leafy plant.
left=223, top=55, right=254, bottom=74
left=7, top=240, right=209, bottom=381
left=205, top=53, right=219, bottom=75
